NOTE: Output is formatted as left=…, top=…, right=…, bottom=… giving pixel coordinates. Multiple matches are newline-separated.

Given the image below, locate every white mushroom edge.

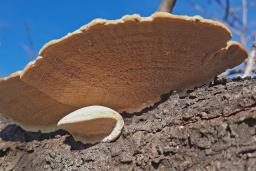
left=57, top=105, right=124, bottom=143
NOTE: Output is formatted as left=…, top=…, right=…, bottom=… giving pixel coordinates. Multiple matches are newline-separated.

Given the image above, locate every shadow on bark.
left=0, top=124, right=66, bottom=142
left=63, top=136, right=94, bottom=150
left=0, top=124, right=94, bottom=150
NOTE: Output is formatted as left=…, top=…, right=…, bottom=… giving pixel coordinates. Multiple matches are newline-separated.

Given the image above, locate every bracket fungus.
left=0, top=12, right=248, bottom=143
left=57, top=106, right=124, bottom=143
left=21, top=12, right=247, bottom=112
left=0, top=71, right=76, bottom=132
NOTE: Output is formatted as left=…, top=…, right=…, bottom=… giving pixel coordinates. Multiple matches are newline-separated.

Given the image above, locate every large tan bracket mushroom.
left=0, top=12, right=248, bottom=143
left=0, top=71, right=76, bottom=132
left=21, top=12, right=247, bottom=112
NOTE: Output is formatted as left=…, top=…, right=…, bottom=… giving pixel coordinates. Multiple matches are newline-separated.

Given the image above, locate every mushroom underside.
left=21, top=12, right=248, bottom=113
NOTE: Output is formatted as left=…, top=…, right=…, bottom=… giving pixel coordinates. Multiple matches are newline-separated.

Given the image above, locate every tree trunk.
left=158, top=0, right=177, bottom=13
left=0, top=78, right=256, bottom=171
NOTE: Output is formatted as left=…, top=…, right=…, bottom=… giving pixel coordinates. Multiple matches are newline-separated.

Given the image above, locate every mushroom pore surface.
left=0, top=71, right=76, bottom=132
left=21, top=12, right=248, bottom=113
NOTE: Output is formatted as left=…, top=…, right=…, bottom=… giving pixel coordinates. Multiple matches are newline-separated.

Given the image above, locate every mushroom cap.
left=0, top=71, right=76, bottom=132
left=57, top=105, right=124, bottom=143
left=21, top=12, right=248, bottom=113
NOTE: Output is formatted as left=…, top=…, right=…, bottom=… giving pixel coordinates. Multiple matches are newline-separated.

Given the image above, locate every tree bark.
left=0, top=78, right=256, bottom=171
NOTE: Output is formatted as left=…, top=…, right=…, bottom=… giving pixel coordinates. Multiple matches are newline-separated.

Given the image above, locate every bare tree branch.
left=215, top=0, right=230, bottom=21
left=240, top=0, right=248, bottom=46
left=158, top=0, right=177, bottom=13
left=243, top=39, right=256, bottom=77
left=220, top=67, right=256, bottom=77
left=223, top=0, right=230, bottom=21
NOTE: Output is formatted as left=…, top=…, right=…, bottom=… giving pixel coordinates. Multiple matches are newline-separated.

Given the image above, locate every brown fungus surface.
left=0, top=71, right=76, bottom=132
left=21, top=12, right=247, bottom=113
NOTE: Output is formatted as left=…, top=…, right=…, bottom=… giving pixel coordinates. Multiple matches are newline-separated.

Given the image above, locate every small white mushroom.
left=57, top=106, right=124, bottom=144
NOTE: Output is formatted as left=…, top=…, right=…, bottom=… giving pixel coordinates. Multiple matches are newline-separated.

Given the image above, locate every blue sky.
left=0, top=0, right=255, bottom=77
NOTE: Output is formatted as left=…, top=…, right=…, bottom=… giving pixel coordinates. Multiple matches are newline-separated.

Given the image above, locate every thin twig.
left=223, top=0, right=230, bottom=21
left=214, top=0, right=243, bottom=28
left=243, top=40, right=256, bottom=77
left=215, top=0, right=230, bottom=21
left=220, top=67, right=256, bottom=77
left=24, top=21, right=35, bottom=59
left=241, top=0, right=248, bottom=46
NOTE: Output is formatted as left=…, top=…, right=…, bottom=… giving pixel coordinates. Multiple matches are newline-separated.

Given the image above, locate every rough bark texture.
left=0, top=78, right=256, bottom=171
